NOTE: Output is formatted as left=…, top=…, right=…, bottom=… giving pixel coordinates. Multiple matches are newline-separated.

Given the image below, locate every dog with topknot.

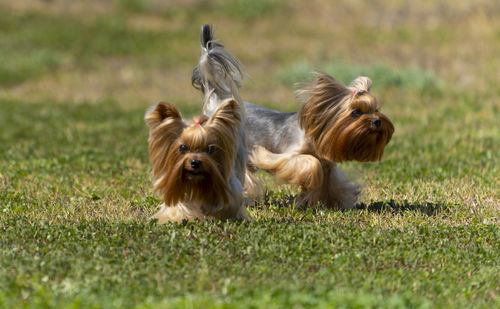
left=248, top=73, right=394, bottom=208
left=145, top=99, right=249, bottom=223
left=193, top=25, right=394, bottom=209
left=146, top=24, right=253, bottom=223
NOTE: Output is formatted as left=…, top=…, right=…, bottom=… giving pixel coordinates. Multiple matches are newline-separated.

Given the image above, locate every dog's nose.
left=190, top=159, right=202, bottom=169
left=372, top=118, right=381, bottom=128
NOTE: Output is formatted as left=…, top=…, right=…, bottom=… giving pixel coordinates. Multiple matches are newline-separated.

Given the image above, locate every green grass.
left=217, top=0, right=285, bottom=20
left=0, top=1, right=499, bottom=308
left=1, top=218, right=498, bottom=308
left=0, top=7, right=198, bottom=87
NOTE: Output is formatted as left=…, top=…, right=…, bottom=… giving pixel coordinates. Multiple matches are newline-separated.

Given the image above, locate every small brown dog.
left=192, top=25, right=394, bottom=210
left=145, top=99, right=249, bottom=223
left=249, top=73, right=395, bottom=208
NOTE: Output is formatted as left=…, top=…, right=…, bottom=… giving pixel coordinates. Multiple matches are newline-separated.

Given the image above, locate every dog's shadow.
left=252, top=191, right=450, bottom=217
left=353, top=200, right=450, bottom=216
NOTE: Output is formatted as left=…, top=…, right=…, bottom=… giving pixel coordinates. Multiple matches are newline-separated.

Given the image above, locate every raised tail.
left=192, top=24, right=246, bottom=113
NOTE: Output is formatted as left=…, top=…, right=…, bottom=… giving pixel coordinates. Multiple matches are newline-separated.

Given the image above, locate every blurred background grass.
left=1, top=0, right=499, bottom=107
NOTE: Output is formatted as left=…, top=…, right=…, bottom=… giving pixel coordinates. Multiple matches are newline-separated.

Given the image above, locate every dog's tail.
left=250, top=146, right=324, bottom=190
left=192, top=24, right=245, bottom=110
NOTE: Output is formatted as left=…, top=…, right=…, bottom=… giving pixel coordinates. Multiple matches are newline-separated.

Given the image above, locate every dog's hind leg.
left=297, top=161, right=360, bottom=209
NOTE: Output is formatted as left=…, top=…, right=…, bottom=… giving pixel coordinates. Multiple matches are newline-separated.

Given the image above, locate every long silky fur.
left=297, top=72, right=352, bottom=161
left=250, top=146, right=323, bottom=190
left=145, top=100, right=248, bottom=223
left=208, top=98, right=241, bottom=161
left=189, top=26, right=394, bottom=210
left=296, top=160, right=360, bottom=209
left=250, top=145, right=360, bottom=209
left=247, top=72, right=393, bottom=208
left=298, top=72, right=394, bottom=162
left=145, top=102, right=185, bottom=180
left=157, top=151, right=231, bottom=207
left=192, top=24, right=245, bottom=106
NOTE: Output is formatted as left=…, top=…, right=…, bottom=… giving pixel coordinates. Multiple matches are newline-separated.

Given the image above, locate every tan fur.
left=145, top=99, right=249, bottom=223
left=191, top=27, right=393, bottom=210
left=296, top=160, right=360, bottom=209
left=250, top=72, right=393, bottom=209
left=243, top=165, right=262, bottom=198
left=153, top=199, right=249, bottom=224
left=250, top=146, right=323, bottom=190
left=250, top=147, right=360, bottom=209
left=145, top=102, right=185, bottom=180
left=298, top=72, right=394, bottom=163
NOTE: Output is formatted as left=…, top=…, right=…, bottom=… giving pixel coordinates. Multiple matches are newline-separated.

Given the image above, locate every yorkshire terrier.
left=145, top=99, right=249, bottom=223
left=192, top=25, right=394, bottom=209
left=247, top=73, right=395, bottom=209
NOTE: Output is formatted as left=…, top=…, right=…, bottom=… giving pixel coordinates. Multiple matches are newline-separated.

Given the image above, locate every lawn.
left=0, top=1, right=499, bottom=308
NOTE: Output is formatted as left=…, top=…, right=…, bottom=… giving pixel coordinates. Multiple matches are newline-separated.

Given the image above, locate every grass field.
left=1, top=0, right=499, bottom=308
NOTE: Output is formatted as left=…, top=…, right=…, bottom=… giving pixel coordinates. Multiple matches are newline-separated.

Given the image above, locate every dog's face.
left=299, top=73, right=394, bottom=162
left=145, top=99, right=241, bottom=206
left=328, top=91, right=394, bottom=162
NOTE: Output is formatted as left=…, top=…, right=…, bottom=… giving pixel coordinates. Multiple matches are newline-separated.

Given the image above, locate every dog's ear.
left=207, top=98, right=241, bottom=162
left=146, top=102, right=185, bottom=180
left=145, top=102, right=182, bottom=128
left=208, top=98, right=241, bottom=132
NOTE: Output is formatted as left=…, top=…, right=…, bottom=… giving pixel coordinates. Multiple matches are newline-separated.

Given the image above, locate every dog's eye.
left=206, top=145, right=216, bottom=154
left=351, top=109, right=362, bottom=117
left=178, top=144, right=189, bottom=154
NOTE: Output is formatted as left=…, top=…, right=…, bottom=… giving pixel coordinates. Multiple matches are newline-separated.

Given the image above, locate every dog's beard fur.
left=298, top=73, right=394, bottom=163
left=154, top=140, right=231, bottom=208
left=145, top=99, right=247, bottom=222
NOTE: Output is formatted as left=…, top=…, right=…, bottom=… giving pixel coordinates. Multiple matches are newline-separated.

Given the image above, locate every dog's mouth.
left=368, top=126, right=389, bottom=135
left=184, top=169, right=205, bottom=179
